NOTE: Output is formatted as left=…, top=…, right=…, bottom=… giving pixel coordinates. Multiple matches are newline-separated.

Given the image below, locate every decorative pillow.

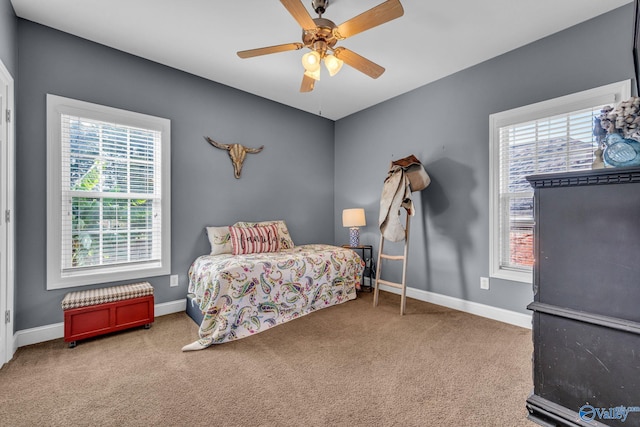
left=205, top=226, right=232, bottom=255
left=229, top=224, right=280, bottom=255
left=233, top=220, right=295, bottom=250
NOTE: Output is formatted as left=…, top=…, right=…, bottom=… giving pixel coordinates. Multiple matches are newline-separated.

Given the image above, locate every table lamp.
left=342, top=208, right=366, bottom=247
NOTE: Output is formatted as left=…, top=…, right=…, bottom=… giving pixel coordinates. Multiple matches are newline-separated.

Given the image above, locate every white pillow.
left=205, top=226, right=232, bottom=255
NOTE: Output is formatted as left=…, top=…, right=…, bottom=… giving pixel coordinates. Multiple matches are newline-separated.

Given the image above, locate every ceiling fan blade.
left=333, top=47, right=385, bottom=79
left=237, top=42, right=304, bottom=59
left=335, top=0, right=404, bottom=40
left=300, top=73, right=315, bottom=92
left=280, top=0, right=317, bottom=31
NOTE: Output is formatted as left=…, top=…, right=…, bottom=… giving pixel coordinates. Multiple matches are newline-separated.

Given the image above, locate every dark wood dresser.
left=526, top=167, right=640, bottom=427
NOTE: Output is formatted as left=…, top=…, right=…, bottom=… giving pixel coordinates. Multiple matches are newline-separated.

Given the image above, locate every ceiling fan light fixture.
left=304, top=68, right=321, bottom=81
left=302, top=51, right=321, bottom=72
left=324, top=54, right=343, bottom=76
left=237, top=0, right=405, bottom=93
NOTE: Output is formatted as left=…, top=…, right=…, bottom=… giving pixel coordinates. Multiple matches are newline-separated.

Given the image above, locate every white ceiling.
left=10, top=0, right=633, bottom=120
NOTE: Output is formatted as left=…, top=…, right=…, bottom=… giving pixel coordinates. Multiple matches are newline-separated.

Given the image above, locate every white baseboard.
left=376, top=283, right=532, bottom=329
left=154, top=298, right=186, bottom=317
left=12, top=288, right=530, bottom=349
left=14, top=322, right=64, bottom=349
left=13, top=298, right=187, bottom=349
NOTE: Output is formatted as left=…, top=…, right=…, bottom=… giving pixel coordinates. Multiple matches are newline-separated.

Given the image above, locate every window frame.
left=489, top=80, right=631, bottom=283
left=46, top=94, right=171, bottom=290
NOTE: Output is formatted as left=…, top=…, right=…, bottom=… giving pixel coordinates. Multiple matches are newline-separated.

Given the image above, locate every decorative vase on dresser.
left=526, top=166, right=640, bottom=427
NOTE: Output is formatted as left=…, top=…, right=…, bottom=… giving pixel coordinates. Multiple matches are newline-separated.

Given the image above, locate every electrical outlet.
left=480, top=276, right=490, bottom=290
left=170, top=274, right=179, bottom=287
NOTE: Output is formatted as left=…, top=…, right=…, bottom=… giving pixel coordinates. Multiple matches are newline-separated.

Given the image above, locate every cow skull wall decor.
left=204, top=136, right=264, bottom=179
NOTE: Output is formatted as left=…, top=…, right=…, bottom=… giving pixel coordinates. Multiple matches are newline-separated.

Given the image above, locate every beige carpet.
left=0, top=291, right=535, bottom=427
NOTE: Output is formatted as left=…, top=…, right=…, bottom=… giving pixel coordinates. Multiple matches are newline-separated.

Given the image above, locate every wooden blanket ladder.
left=373, top=213, right=411, bottom=315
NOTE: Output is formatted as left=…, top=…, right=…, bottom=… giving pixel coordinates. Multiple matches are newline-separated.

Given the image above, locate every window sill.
left=47, top=263, right=169, bottom=290
left=490, top=268, right=532, bottom=284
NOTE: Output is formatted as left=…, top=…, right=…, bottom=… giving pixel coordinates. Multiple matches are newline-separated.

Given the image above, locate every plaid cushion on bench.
left=61, top=282, right=154, bottom=310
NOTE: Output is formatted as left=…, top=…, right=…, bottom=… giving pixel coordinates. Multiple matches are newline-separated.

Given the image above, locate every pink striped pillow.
left=229, top=224, right=280, bottom=255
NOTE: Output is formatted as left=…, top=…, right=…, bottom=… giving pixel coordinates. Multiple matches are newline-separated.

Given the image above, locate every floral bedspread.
left=187, top=244, right=364, bottom=347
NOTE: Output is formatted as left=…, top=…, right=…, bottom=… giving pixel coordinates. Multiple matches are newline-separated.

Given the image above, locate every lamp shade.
left=324, top=54, right=344, bottom=76
left=302, top=51, right=321, bottom=72
left=304, top=68, right=321, bottom=81
left=342, top=208, right=366, bottom=228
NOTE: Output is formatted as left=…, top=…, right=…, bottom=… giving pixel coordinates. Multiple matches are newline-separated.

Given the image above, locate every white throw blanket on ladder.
left=378, top=165, right=415, bottom=242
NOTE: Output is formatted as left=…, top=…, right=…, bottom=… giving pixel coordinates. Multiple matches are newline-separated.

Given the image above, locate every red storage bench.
left=62, top=282, right=154, bottom=348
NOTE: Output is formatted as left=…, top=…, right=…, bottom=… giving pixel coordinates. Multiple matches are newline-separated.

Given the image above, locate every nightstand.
left=342, top=245, right=375, bottom=292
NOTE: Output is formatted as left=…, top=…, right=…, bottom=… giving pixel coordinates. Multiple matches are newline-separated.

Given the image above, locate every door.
left=0, top=60, right=15, bottom=367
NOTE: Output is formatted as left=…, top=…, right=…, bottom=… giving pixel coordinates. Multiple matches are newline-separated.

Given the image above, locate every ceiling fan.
left=237, top=0, right=404, bottom=93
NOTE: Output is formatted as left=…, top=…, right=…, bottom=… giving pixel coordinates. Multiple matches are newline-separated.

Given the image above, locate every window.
left=47, top=95, right=171, bottom=290
left=489, top=80, right=630, bottom=283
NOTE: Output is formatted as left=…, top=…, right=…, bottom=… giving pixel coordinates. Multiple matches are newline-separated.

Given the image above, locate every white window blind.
left=498, top=106, right=605, bottom=272
left=61, top=115, right=162, bottom=271
left=47, top=95, right=171, bottom=289
left=489, top=80, right=631, bottom=283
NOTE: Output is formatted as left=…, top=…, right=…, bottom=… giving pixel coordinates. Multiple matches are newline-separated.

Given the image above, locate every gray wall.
left=12, top=4, right=636, bottom=332
left=334, top=4, right=636, bottom=315
left=15, top=20, right=335, bottom=330
left=0, top=0, right=16, bottom=75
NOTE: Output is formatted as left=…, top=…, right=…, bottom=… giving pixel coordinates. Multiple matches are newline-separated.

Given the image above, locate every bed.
left=182, top=220, right=364, bottom=351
